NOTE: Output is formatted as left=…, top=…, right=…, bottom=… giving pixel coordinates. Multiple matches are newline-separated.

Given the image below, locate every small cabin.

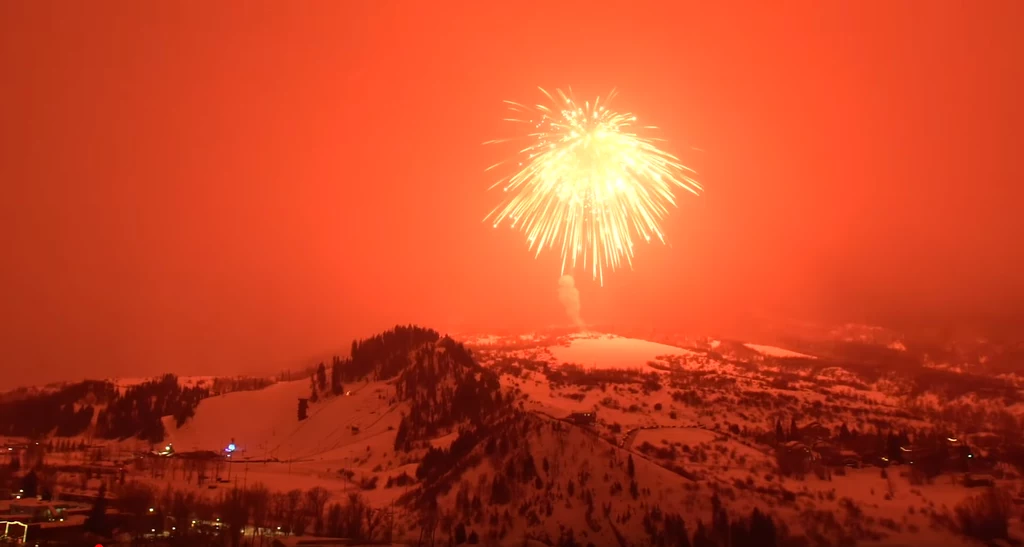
left=798, top=422, right=831, bottom=442
left=567, top=411, right=597, bottom=426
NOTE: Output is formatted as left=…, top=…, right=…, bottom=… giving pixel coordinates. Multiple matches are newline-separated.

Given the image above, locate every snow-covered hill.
left=5, top=327, right=1023, bottom=546
left=164, top=378, right=400, bottom=463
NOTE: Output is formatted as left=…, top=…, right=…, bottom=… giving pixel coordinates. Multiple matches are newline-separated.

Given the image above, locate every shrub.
left=359, top=476, right=379, bottom=490
left=955, top=489, right=1011, bottom=542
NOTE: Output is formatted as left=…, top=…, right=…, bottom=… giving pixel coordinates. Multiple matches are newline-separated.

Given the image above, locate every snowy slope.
left=165, top=379, right=401, bottom=462
left=550, top=333, right=698, bottom=370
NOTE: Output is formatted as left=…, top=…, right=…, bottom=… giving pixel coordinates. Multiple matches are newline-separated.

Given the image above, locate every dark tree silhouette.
left=393, top=416, right=410, bottom=451
left=21, top=470, right=39, bottom=499
left=331, top=356, right=344, bottom=395
left=692, top=520, right=713, bottom=547
left=316, top=363, right=328, bottom=393
left=84, top=484, right=108, bottom=535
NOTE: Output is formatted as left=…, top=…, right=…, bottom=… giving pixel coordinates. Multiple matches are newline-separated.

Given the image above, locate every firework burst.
left=484, top=87, right=702, bottom=285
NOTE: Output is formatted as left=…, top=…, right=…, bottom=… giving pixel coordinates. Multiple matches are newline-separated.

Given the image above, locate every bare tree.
left=197, top=459, right=209, bottom=486
left=344, top=492, right=366, bottom=539
left=270, top=492, right=289, bottom=531
left=246, top=484, right=271, bottom=543
left=418, top=499, right=439, bottom=547
left=364, top=505, right=386, bottom=541
left=219, top=488, right=248, bottom=547
left=286, top=489, right=306, bottom=535
left=171, top=490, right=195, bottom=540
left=439, top=510, right=456, bottom=543
left=304, top=486, right=331, bottom=535
left=326, top=503, right=343, bottom=537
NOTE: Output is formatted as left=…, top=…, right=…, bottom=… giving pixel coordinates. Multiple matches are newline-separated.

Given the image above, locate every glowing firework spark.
left=484, top=87, right=702, bottom=285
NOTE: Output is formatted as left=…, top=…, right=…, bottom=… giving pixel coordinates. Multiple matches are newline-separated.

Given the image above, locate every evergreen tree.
left=316, top=363, right=328, bottom=393
left=627, top=454, right=635, bottom=478
left=21, top=470, right=39, bottom=499
left=298, top=399, right=309, bottom=421
left=85, top=484, right=108, bottom=535
left=749, top=508, right=777, bottom=547
left=663, top=514, right=690, bottom=547
left=691, top=520, right=713, bottom=547
left=393, top=417, right=409, bottom=451
left=309, top=377, right=319, bottom=403
left=711, top=493, right=729, bottom=544
left=775, top=419, right=785, bottom=443
left=331, top=357, right=344, bottom=395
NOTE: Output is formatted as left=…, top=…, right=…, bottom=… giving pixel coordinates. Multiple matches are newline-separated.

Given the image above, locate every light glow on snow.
left=743, top=343, right=816, bottom=360
left=550, top=333, right=698, bottom=370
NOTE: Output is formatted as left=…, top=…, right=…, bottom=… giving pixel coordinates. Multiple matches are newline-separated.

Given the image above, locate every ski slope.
left=165, top=378, right=402, bottom=462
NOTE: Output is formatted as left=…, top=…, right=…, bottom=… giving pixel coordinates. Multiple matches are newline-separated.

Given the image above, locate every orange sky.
left=2, top=2, right=1022, bottom=384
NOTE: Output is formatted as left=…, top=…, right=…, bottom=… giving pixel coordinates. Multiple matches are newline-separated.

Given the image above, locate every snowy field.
left=549, top=333, right=698, bottom=370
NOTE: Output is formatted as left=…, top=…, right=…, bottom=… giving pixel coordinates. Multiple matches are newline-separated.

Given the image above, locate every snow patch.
left=550, top=334, right=698, bottom=370
left=743, top=344, right=816, bottom=360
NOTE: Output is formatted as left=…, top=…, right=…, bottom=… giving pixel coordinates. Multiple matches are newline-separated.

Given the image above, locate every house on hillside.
left=798, top=422, right=831, bottom=442
left=839, top=450, right=862, bottom=468
left=567, top=411, right=597, bottom=426
left=778, top=441, right=815, bottom=475
left=810, top=440, right=840, bottom=464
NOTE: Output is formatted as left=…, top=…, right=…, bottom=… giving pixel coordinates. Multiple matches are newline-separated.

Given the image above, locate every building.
left=0, top=499, right=90, bottom=524
left=778, top=441, right=815, bottom=475
left=798, top=422, right=831, bottom=442
left=567, top=411, right=597, bottom=426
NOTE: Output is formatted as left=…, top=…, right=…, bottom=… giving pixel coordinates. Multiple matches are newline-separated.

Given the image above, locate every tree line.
left=0, top=374, right=278, bottom=442
left=84, top=481, right=393, bottom=546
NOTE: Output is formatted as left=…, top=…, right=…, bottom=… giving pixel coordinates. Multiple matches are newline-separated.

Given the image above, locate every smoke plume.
left=557, top=274, right=585, bottom=328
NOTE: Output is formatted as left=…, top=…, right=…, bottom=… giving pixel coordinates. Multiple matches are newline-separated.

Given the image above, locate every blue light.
left=226, top=443, right=236, bottom=452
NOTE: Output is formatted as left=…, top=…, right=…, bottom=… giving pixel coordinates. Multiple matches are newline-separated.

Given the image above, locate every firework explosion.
left=485, top=88, right=702, bottom=285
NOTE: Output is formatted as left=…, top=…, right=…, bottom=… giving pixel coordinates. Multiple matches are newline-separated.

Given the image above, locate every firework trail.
left=485, top=87, right=702, bottom=285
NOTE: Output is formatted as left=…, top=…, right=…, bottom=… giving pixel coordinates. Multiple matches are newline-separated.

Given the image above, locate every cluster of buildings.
left=0, top=498, right=93, bottom=543
left=775, top=421, right=1009, bottom=486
